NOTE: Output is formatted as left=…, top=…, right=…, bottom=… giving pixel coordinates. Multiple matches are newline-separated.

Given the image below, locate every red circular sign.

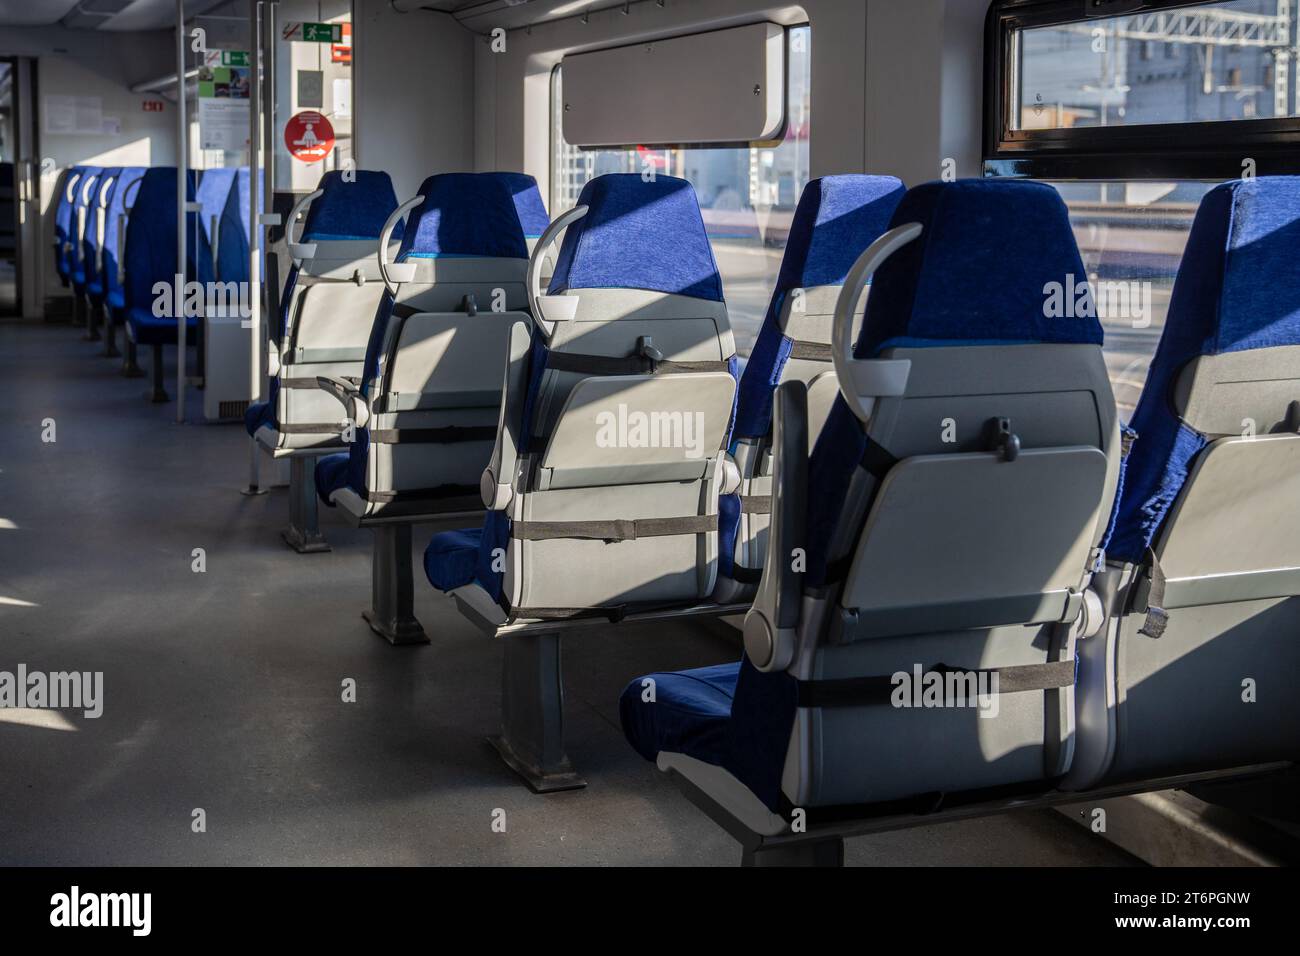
left=284, top=111, right=335, bottom=163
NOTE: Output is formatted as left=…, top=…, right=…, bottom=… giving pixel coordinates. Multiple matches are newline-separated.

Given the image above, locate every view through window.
left=1049, top=181, right=1215, bottom=419
left=552, top=25, right=811, bottom=355
left=1016, top=0, right=1299, bottom=129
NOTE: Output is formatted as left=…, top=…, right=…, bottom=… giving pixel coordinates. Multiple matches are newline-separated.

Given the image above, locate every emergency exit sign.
left=220, top=51, right=249, bottom=66
left=303, top=22, right=342, bottom=42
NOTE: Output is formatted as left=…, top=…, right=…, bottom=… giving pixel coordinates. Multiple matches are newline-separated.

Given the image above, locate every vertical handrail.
left=175, top=0, right=188, bottom=424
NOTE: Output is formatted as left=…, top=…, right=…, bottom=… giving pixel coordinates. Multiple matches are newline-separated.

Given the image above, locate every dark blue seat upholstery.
left=53, top=166, right=87, bottom=285
left=102, top=166, right=147, bottom=323
left=195, top=168, right=239, bottom=281
left=619, top=663, right=738, bottom=767
left=730, top=175, right=906, bottom=443
left=1104, top=177, right=1300, bottom=565
left=69, top=166, right=103, bottom=290
left=622, top=179, right=1106, bottom=812
left=719, top=175, right=905, bottom=581
left=83, top=167, right=122, bottom=303
left=497, top=170, right=550, bottom=241
left=216, top=167, right=253, bottom=283
left=315, top=171, right=533, bottom=506
left=423, top=172, right=731, bottom=602
left=244, top=168, right=401, bottom=439
left=124, top=168, right=213, bottom=347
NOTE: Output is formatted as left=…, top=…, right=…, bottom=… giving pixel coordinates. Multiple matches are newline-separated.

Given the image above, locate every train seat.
left=425, top=173, right=739, bottom=791
left=314, top=171, right=536, bottom=643
left=426, top=173, right=739, bottom=624
left=100, top=166, right=148, bottom=365
left=716, top=174, right=905, bottom=600
left=621, top=179, right=1121, bottom=862
left=53, top=166, right=86, bottom=288
left=124, top=167, right=213, bottom=401
left=69, top=166, right=102, bottom=290
left=245, top=169, right=402, bottom=454
left=69, top=166, right=103, bottom=333
left=78, top=167, right=121, bottom=344
left=1068, top=177, right=1300, bottom=792
left=82, top=168, right=120, bottom=304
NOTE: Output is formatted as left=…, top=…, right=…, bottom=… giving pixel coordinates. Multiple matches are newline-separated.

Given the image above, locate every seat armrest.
left=743, top=380, right=809, bottom=672
left=481, top=320, right=533, bottom=510
left=314, top=375, right=370, bottom=429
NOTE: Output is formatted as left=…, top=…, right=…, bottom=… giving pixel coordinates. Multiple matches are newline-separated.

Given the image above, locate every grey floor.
left=0, top=319, right=1137, bottom=866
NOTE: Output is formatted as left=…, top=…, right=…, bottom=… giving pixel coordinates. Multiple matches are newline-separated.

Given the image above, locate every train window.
left=1046, top=180, right=1214, bottom=414
left=1015, top=1, right=1297, bottom=131
left=986, top=0, right=1300, bottom=178
left=551, top=25, right=811, bottom=355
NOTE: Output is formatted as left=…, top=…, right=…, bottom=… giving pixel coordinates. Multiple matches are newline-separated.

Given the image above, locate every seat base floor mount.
left=669, top=762, right=1294, bottom=867
left=281, top=456, right=330, bottom=553
left=493, top=631, right=587, bottom=793
left=364, top=523, right=430, bottom=646
left=488, top=734, right=586, bottom=794
left=362, top=608, right=428, bottom=646
left=121, top=341, right=145, bottom=378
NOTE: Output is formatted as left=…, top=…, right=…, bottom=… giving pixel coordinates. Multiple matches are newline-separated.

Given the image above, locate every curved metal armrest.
left=287, top=188, right=323, bottom=263
left=315, top=375, right=370, bottom=429
left=528, top=204, right=588, bottom=340
left=832, top=222, right=923, bottom=422
left=378, top=195, right=424, bottom=294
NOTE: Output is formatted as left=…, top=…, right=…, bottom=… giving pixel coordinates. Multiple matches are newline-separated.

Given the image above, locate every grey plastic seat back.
left=484, top=175, right=739, bottom=618
left=336, top=172, right=537, bottom=521
left=1065, top=178, right=1300, bottom=791
left=742, top=181, right=1120, bottom=810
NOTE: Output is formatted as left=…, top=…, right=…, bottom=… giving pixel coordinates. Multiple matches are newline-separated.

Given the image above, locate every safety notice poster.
left=197, top=51, right=251, bottom=151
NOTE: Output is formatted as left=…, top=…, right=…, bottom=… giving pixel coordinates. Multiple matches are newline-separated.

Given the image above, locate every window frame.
left=984, top=0, right=1300, bottom=180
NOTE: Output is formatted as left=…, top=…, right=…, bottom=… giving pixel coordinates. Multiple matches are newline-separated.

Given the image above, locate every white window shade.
left=560, top=22, right=786, bottom=149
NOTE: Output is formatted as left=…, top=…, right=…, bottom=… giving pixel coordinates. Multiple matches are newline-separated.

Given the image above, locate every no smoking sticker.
left=284, top=110, right=334, bottom=163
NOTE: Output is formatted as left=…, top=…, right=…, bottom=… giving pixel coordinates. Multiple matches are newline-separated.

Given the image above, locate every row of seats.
left=226, top=164, right=1298, bottom=862
left=617, top=175, right=1300, bottom=861
left=52, top=163, right=253, bottom=400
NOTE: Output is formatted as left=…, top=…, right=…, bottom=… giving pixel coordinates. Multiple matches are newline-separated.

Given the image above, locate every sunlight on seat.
left=0, top=596, right=38, bottom=608
left=0, top=709, right=78, bottom=732
left=0, top=518, right=16, bottom=530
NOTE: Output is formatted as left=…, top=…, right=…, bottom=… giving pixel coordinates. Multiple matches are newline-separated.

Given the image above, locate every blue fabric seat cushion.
left=244, top=400, right=274, bottom=438
left=314, top=452, right=350, bottom=506
left=424, top=527, right=483, bottom=592
left=619, top=662, right=740, bottom=767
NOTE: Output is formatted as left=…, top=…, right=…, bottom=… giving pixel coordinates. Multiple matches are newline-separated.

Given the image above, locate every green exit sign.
left=221, top=51, right=249, bottom=67
left=303, top=22, right=342, bottom=43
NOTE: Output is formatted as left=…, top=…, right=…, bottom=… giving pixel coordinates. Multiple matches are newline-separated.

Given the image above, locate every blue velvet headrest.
left=397, top=172, right=528, bottom=260
left=125, top=167, right=209, bottom=309
left=96, top=167, right=123, bottom=207
left=776, top=174, right=906, bottom=298
left=75, top=167, right=103, bottom=209
left=858, top=179, right=1103, bottom=357
left=548, top=173, right=723, bottom=301
left=484, top=171, right=549, bottom=239
left=1160, top=176, right=1300, bottom=359
left=83, top=167, right=123, bottom=254
left=196, top=168, right=238, bottom=242
left=300, top=169, right=402, bottom=243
